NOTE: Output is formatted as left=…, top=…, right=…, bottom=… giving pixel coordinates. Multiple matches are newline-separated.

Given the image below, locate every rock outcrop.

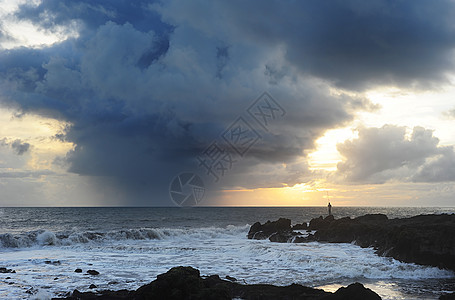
left=247, top=218, right=293, bottom=239
left=440, top=292, right=455, bottom=300
left=248, top=214, right=455, bottom=271
left=320, top=282, right=381, bottom=300
left=87, top=270, right=100, bottom=275
left=247, top=218, right=306, bottom=243
left=0, top=267, right=15, bottom=273
left=57, top=266, right=382, bottom=299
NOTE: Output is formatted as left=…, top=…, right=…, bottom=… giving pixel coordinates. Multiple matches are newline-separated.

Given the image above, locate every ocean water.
left=0, top=207, right=454, bottom=300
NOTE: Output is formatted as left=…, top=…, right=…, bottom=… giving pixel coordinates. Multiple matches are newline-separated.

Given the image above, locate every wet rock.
left=230, top=282, right=330, bottom=300
left=440, top=292, right=455, bottom=299
left=61, top=292, right=72, bottom=298
left=321, top=282, right=382, bottom=300
left=269, top=231, right=297, bottom=243
left=74, top=268, right=82, bottom=273
left=25, top=287, right=38, bottom=294
left=293, top=235, right=315, bottom=243
left=0, top=267, right=15, bottom=273
left=89, top=284, right=97, bottom=289
left=292, top=223, right=308, bottom=230
left=225, top=275, right=237, bottom=282
left=247, top=222, right=263, bottom=238
left=87, top=270, right=100, bottom=275
left=44, top=260, right=61, bottom=265
left=247, top=218, right=292, bottom=239
left=135, top=266, right=213, bottom=299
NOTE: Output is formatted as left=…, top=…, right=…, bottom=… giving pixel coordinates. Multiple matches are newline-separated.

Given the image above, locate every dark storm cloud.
left=15, top=0, right=172, bottom=35
left=156, top=0, right=455, bottom=90
left=3, top=0, right=452, bottom=204
left=11, top=139, right=30, bottom=155
left=336, top=125, right=455, bottom=184
left=0, top=138, right=30, bottom=155
left=215, top=46, right=229, bottom=79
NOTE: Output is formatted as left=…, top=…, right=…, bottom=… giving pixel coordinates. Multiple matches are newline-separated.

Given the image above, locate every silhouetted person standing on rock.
left=328, top=202, right=332, bottom=216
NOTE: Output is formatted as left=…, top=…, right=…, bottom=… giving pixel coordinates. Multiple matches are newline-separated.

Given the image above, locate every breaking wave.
left=0, top=224, right=250, bottom=249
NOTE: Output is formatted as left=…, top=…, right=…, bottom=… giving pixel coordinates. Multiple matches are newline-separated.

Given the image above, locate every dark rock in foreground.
left=0, top=267, right=15, bottom=273
left=319, top=282, right=381, bottom=300
left=87, top=270, right=100, bottom=276
left=56, top=266, right=381, bottom=300
left=248, top=214, right=455, bottom=271
left=440, top=292, right=455, bottom=300
left=225, top=275, right=237, bottom=282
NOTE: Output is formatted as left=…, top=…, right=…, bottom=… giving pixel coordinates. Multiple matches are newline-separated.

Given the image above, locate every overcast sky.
left=1, top=0, right=455, bottom=206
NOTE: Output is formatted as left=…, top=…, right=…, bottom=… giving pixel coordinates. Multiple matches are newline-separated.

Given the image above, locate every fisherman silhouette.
left=328, top=202, right=332, bottom=216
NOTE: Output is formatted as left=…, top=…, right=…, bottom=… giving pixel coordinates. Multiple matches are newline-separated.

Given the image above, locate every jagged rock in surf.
left=247, top=218, right=292, bottom=240
left=320, top=282, right=381, bottom=300
left=440, top=292, right=455, bottom=299
left=0, top=267, right=15, bottom=273
left=86, top=270, right=100, bottom=275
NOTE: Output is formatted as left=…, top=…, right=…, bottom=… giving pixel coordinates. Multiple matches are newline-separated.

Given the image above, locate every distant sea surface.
left=1, top=207, right=454, bottom=299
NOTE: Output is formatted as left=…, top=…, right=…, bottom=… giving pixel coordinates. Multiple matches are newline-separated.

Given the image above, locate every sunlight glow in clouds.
left=363, top=87, right=455, bottom=145
left=308, top=128, right=357, bottom=172
left=309, top=85, right=455, bottom=173
left=0, top=106, right=73, bottom=179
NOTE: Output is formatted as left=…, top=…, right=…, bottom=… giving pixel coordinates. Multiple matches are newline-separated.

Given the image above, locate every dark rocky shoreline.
left=248, top=214, right=455, bottom=271
left=54, top=266, right=381, bottom=300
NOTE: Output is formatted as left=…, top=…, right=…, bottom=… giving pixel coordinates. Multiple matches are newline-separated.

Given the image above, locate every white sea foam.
left=30, top=290, right=51, bottom=300
left=36, top=231, right=58, bottom=246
